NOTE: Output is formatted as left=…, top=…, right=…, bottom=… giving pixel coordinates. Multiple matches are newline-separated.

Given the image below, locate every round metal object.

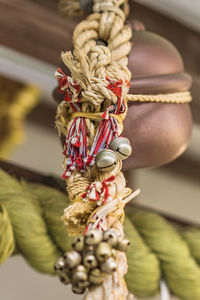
left=54, top=257, right=65, bottom=272
left=72, top=236, right=85, bottom=252
left=109, top=137, right=132, bottom=160
left=85, top=229, right=103, bottom=245
left=101, top=257, right=117, bottom=274
left=83, top=252, right=98, bottom=269
left=103, top=229, right=119, bottom=247
left=117, top=238, right=131, bottom=252
left=95, top=242, right=112, bottom=262
left=63, top=251, right=81, bottom=268
left=75, top=265, right=87, bottom=273
left=95, top=149, right=118, bottom=172
left=72, top=266, right=88, bottom=288
left=89, top=268, right=105, bottom=285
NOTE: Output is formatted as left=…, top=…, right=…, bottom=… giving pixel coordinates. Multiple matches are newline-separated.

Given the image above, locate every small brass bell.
left=72, top=265, right=88, bottom=289
left=83, top=252, right=98, bottom=269
left=103, top=229, right=119, bottom=247
left=95, top=242, right=112, bottom=262
left=64, top=251, right=81, bottom=268
left=72, top=236, right=85, bottom=252
left=58, top=272, right=70, bottom=285
left=85, top=229, right=103, bottom=245
left=109, top=137, right=132, bottom=160
left=75, top=264, right=88, bottom=273
left=117, top=238, right=131, bottom=252
left=95, top=149, right=118, bottom=172
left=101, top=257, right=117, bottom=274
left=54, top=257, right=65, bottom=272
left=88, top=268, right=105, bottom=285
left=72, top=285, right=86, bottom=294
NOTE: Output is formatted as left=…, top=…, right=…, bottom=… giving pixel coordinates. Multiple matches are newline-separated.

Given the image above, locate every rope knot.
left=88, top=46, right=111, bottom=77
left=81, top=176, right=115, bottom=206
left=93, top=0, right=125, bottom=20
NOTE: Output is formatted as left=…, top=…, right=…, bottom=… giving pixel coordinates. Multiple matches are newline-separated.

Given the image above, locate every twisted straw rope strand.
left=127, top=91, right=192, bottom=104
left=1, top=169, right=200, bottom=300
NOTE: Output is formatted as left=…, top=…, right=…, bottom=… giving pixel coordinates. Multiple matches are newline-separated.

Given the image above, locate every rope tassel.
left=62, top=116, right=87, bottom=178
left=55, top=68, right=81, bottom=102
left=86, top=78, right=128, bottom=166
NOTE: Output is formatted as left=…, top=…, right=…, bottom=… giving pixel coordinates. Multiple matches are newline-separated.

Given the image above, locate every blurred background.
left=0, top=0, right=200, bottom=299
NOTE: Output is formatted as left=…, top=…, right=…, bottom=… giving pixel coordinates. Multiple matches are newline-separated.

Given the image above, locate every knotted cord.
left=54, top=0, right=192, bottom=298
left=55, top=0, right=137, bottom=298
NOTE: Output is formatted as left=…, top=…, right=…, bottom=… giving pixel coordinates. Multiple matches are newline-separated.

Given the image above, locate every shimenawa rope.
left=0, top=169, right=200, bottom=300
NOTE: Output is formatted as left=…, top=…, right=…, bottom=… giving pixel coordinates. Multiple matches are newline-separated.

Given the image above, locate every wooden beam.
left=1, top=0, right=200, bottom=74
left=0, top=0, right=76, bottom=66
left=161, top=156, right=200, bottom=184
left=0, top=0, right=200, bottom=122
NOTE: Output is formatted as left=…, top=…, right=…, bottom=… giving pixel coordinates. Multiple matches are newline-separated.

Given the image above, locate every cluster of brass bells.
left=54, top=229, right=130, bottom=294
left=95, top=137, right=132, bottom=172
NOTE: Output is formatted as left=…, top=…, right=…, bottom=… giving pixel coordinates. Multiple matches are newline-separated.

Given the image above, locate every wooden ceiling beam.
left=1, top=0, right=200, bottom=73
left=0, top=0, right=76, bottom=66
left=0, top=0, right=200, bottom=121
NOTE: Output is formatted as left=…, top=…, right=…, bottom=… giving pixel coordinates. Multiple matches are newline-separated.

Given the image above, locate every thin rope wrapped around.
left=127, top=91, right=192, bottom=104
left=1, top=169, right=200, bottom=299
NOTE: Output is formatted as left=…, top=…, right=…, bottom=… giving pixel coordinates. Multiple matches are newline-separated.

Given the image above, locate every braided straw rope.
left=56, top=0, right=136, bottom=298
left=58, top=0, right=130, bottom=18
left=127, top=91, right=192, bottom=104
left=1, top=168, right=200, bottom=300
left=55, top=0, right=191, bottom=299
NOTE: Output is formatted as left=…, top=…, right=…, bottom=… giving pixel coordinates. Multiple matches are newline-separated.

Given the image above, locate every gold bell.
left=95, top=149, right=118, bottom=172
left=88, top=268, right=105, bottom=285
left=117, top=237, right=131, bottom=252
left=103, top=229, right=119, bottom=247
left=101, top=257, right=117, bottom=274
left=109, top=137, right=132, bottom=160
left=83, top=252, right=98, bottom=269
left=72, top=236, right=85, bottom=252
left=95, top=242, right=112, bottom=262
left=54, top=257, right=65, bottom=272
left=63, top=250, right=81, bottom=268
left=72, top=265, right=89, bottom=289
left=85, top=229, right=103, bottom=245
